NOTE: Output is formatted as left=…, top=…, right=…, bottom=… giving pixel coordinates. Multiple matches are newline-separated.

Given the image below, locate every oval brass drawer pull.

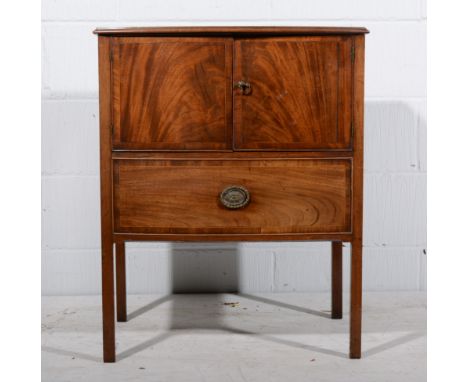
left=220, top=185, right=250, bottom=209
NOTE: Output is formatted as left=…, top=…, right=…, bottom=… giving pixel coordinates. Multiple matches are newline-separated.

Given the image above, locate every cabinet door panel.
left=112, top=37, right=232, bottom=150
left=233, top=37, right=353, bottom=150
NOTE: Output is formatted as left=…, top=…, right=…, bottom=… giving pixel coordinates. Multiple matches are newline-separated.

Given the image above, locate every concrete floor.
left=42, top=292, right=426, bottom=382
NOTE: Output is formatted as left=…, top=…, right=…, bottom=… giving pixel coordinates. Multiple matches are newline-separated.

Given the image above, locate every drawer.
left=113, top=158, right=352, bottom=235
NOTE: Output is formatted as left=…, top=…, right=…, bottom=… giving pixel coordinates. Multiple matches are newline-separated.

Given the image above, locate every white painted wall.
left=41, top=0, right=427, bottom=295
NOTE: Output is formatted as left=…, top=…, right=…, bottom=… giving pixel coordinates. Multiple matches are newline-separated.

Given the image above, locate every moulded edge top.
left=93, top=26, right=370, bottom=36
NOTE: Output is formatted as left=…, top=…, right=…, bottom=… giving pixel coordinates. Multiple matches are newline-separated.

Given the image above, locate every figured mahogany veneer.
left=114, top=158, right=351, bottom=234
left=94, top=26, right=368, bottom=363
left=234, top=37, right=353, bottom=150
left=112, top=37, right=232, bottom=150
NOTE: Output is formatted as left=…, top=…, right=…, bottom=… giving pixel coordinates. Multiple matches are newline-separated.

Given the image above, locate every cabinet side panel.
left=98, top=36, right=114, bottom=242
left=352, top=35, right=365, bottom=239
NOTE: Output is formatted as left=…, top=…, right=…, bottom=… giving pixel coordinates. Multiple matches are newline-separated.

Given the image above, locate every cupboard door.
left=112, top=37, right=232, bottom=150
left=233, top=37, right=353, bottom=150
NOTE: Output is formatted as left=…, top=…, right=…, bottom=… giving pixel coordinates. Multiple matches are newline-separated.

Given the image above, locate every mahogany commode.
left=94, top=26, right=368, bottom=362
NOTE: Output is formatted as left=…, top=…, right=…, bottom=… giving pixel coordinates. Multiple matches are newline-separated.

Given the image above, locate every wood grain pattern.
left=94, top=26, right=369, bottom=36
left=331, top=241, right=343, bottom=319
left=234, top=37, right=352, bottom=150
left=113, top=159, right=352, bottom=234
left=234, top=37, right=353, bottom=150
left=112, top=151, right=354, bottom=160
left=115, top=242, right=127, bottom=322
left=98, top=36, right=115, bottom=363
left=95, top=28, right=367, bottom=362
left=113, top=232, right=354, bottom=242
left=350, top=35, right=365, bottom=359
left=112, top=37, right=232, bottom=150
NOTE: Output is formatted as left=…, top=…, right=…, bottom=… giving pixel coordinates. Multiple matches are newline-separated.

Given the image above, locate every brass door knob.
left=234, top=80, right=252, bottom=95
left=220, top=186, right=250, bottom=209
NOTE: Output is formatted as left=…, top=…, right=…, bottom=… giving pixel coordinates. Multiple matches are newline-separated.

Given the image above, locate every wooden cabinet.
left=95, top=26, right=368, bottom=363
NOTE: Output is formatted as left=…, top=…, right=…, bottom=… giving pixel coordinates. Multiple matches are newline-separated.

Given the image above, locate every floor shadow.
left=117, top=332, right=173, bottom=361
left=223, top=326, right=348, bottom=358
left=238, top=293, right=330, bottom=319
left=170, top=242, right=239, bottom=330
left=116, top=243, right=242, bottom=360
left=171, top=243, right=240, bottom=293
left=362, top=331, right=425, bottom=358
left=41, top=345, right=101, bottom=363
left=126, top=295, right=172, bottom=321
left=119, top=307, right=426, bottom=360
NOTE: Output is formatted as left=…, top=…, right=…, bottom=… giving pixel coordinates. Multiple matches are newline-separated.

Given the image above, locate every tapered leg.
left=331, top=241, right=343, bottom=319
left=350, top=238, right=362, bottom=359
left=116, top=242, right=127, bottom=322
left=101, top=242, right=115, bottom=362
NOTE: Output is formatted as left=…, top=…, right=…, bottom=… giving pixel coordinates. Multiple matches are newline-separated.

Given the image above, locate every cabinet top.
left=93, top=26, right=369, bottom=36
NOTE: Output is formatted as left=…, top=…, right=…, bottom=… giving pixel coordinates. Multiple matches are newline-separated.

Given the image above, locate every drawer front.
left=233, top=37, right=353, bottom=150
left=112, top=37, right=232, bottom=150
left=113, top=159, right=352, bottom=234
